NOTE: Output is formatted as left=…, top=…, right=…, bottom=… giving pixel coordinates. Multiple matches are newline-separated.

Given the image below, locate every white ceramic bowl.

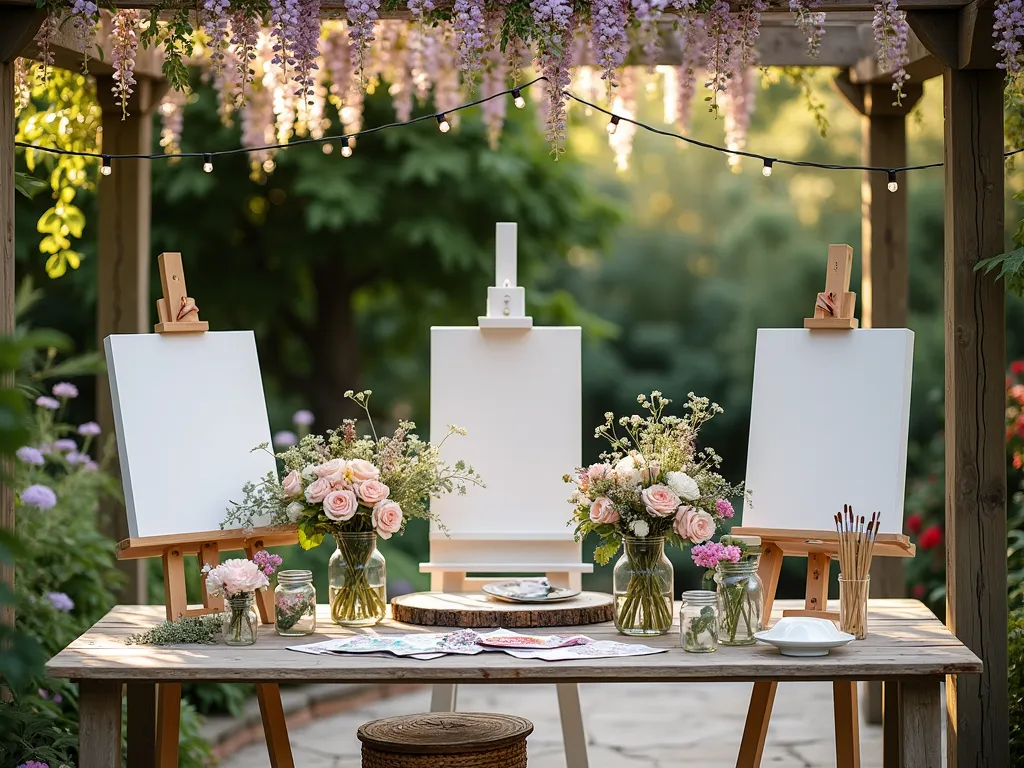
left=754, top=617, right=855, bottom=657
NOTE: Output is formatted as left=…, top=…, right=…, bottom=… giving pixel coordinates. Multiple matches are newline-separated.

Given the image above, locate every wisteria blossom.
left=111, top=9, right=140, bottom=118
left=722, top=66, right=755, bottom=168
left=532, top=0, right=576, bottom=154
left=69, top=0, right=100, bottom=71
left=480, top=28, right=509, bottom=148
left=607, top=70, right=638, bottom=171
left=346, top=0, right=381, bottom=83
left=230, top=9, right=262, bottom=104
left=632, top=0, right=669, bottom=71
left=203, top=0, right=232, bottom=77
left=453, top=0, right=489, bottom=89
left=703, top=0, right=739, bottom=111
left=993, top=0, right=1024, bottom=74
left=293, top=0, right=322, bottom=108
left=676, top=1, right=704, bottom=133
left=736, top=0, right=768, bottom=69
left=33, top=12, right=58, bottom=82
left=268, top=0, right=299, bottom=75
left=873, top=0, right=911, bottom=104
left=790, top=0, right=826, bottom=58
left=593, top=0, right=630, bottom=97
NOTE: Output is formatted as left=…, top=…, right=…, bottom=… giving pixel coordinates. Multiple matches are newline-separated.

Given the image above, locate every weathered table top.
left=46, top=598, right=981, bottom=685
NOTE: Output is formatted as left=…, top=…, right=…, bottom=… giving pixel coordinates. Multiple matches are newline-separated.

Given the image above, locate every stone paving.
left=220, top=681, right=899, bottom=767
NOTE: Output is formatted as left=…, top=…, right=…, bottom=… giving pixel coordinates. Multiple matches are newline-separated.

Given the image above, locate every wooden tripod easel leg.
left=737, top=681, right=777, bottom=768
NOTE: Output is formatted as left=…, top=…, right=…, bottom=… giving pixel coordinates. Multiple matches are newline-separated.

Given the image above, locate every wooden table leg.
left=897, top=679, right=941, bottom=768
left=156, top=682, right=181, bottom=768
left=256, top=682, right=295, bottom=768
left=127, top=682, right=157, bottom=766
left=833, top=680, right=861, bottom=768
left=882, top=680, right=902, bottom=768
left=736, top=681, right=777, bottom=768
left=79, top=680, right=122, bottom=768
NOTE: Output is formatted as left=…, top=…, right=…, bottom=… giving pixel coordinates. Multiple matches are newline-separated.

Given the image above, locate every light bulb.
left=437, top=114, right=450, bottom=133
left=606, top=116, right=620, bottom=135
left=512, top=88, right=525, bottom=109
left=322, top=143, right=334, bottom=155
left=887, top=171, right=898, bottom=192
left=341, top=138, right=353, bottom=158
left=100, top=156, right=112, bottom=176
left=203, top=154, right=214, bottom=173
left=762, top=159, right=773, bottom=177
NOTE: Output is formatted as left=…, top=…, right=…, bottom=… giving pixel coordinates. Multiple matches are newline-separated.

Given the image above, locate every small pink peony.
left=372, top=500, right=403, bottom=539
left=715, top=498, right=735, bottom=519
left=587, top=463, right=612, bottom=483
left=347, top=458, right=380, bottom=482
left=641, top=484, right=681, bottom=517
left=674, top=505, right=717, bottom=543
left=356, top=479, right=390, bottom=505
left=314, top=458, right=347, bottom=481
left=589, top=496, right=620, bottom=524
left=304, top=477, right=333, bottom=504
left=323, top=489, right=358, bottom=521
left=207, top=558, right=269, bottom=597
left=282, top=470, right=303, bottom=498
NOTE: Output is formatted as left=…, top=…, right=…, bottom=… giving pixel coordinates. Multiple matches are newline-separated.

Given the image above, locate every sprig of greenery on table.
left=125, top=615, right=223, bottom=646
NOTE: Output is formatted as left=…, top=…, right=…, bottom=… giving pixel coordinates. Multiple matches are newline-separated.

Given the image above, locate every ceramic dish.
left=482, top=580, right=581, bottom=603
left=754, top=617, right=856, bottom=657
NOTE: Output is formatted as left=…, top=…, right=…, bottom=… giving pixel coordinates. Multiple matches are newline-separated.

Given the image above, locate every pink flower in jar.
left=641, top=484, right=681, bottom=517
left=589, top=497, right=620, bottom=524
left=323, top=489, right=358, bottom=521
left=372, top=500, right=403, bottom=539
left=356, top=479, right=390, bottom=505
left=304, top=477, right=333, bottom=504
left=281, top=470, right=303, bottom=498
left=347, top=458, right=380, bottom=482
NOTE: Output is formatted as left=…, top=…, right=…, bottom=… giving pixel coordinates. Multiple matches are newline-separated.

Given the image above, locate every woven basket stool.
left=357, top=712, right=533, bottom=768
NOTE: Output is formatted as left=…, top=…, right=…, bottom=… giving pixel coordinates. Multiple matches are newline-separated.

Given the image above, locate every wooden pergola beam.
left=14, top=16, right=165, bottom=79
left=848, top=30, right=942, bottom=83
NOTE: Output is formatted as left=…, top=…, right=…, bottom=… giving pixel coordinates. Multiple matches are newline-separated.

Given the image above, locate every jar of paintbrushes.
left=835, top=505, right=879, bottom=640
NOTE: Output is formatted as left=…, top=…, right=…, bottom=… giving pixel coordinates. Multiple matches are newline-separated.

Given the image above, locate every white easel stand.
left=425, top=223, right=590, bottom=768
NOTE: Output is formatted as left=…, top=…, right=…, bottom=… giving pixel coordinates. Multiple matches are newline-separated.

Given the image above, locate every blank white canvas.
left=742, top=328, right=914, bottom=535
left=429, top=327, right=581, bottom=540
left=104, top=331, right=278, bottom=539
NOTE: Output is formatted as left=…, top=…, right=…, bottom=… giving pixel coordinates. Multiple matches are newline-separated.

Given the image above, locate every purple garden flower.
left=52, top=382, right=79, bottom=399
left=292, top=409, right=315, bottom=427
left=37, top=688, right=62, bottom=703
left=66, top=451, right=91, bottom=466
left=78, top=421, right=102, bottom=437
left=273, top=430, right=298, bottom=448
left=46, top=592, right=74, bottom=611
left=715, top=498, right=735, bottom=519
left=20, top=484, right=57, bottom=510
left=52, top=439, right=77, bottom=453
left=16, top=446, right=45, bottom=466
left=35, top=396, right=60, bottom=410
left=83, top=460, right=99, bottom=471
left=17, top=761, right=50, bottom=768
left=252, top=550, right=283, bottom=576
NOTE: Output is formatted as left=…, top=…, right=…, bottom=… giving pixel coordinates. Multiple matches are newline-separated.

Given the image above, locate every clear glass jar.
left=222, top=592, right=259, bottom=646
left=680, top=590, right=719, bottom=653
left=715, top=558, right=763, bottom=646
left=612, top=536, right=674, bottom=637
left=329, top=531, right=387, bottom=627
left=275, top=569, right=317, bottom=636
left=839, top=574, right=870, bottom=639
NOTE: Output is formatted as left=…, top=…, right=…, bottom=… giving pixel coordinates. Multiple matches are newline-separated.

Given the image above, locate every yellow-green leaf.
left=45, top=254, right=68, bottom=278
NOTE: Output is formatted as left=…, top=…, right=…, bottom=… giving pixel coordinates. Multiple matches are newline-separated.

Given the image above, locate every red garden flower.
left=919, top=525, right=943, bottom=551
left=912, top=584, right=927, bottom=600
left=1010, top=360, right=1024, bottom=375
left=906, top=514, right=923, bottom=535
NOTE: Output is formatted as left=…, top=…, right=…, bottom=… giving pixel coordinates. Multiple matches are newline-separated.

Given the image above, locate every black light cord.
left=13, top=74, right=1024, bottom=181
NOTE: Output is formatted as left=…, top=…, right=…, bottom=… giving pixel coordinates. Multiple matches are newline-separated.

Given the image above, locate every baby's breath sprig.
left=125, top=614, right=222, bottom=646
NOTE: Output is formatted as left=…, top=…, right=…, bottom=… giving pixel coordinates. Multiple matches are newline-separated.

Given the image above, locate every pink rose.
left=356, top=479, right=390, bottom=505
left=304, top=477, right=333, bottom=504
left=372, top=500, right=403, bottom=539
left=589, top=497, right=620, bottom=525
left=674, top=505, right=717, bottom=543
left=347, top=458, right=380, bottom=482
left=314, top=458, right=346, bottom=479
left=587, top=463, right=612, bottom=483
left=641, top=484, right=681, bottom=517
left=323, top=489, right=358, bottom=521
left=281, top=469, right=303, bottom=498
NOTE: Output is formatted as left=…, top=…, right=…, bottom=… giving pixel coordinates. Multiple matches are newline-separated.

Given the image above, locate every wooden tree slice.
left=390, top=591, right=614, bottom=628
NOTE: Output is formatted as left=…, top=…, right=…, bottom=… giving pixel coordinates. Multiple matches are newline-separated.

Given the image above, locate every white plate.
left=754, top=617, right=856, bottom=657
left=482, top=581, right=581, bottom=603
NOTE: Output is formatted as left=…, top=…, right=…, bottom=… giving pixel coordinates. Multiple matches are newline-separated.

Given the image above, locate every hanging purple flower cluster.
left=872, top=0, right=911, bottom=104
left=790, top=0, right=826, bottom=58
left=269, top=0, right=299, bottom=75
left=346, top=0, right=381, bottom=83
left=69, top=0, right=100, bottom=70
left=675, top=0, right=704, bottom=134
left=736, top=0, right=768, bottom=69
left=203, top=0, right=232, bottom=76
left=994, top=0, right=1024, bottom=74
left=230, top=9, right=261, bottom=102
left=631, top=0, right=668, bottom=70
left=593, top=0, right=630, bottom=97
left=110, top=10, right=139, bottom=118
left=454, top=0, right=490, bottom=89
left=293, top=0, right=322, bottom=105
left=703, top=0, right=740, bottom=112
left=531, top=0, right=576, bottom=154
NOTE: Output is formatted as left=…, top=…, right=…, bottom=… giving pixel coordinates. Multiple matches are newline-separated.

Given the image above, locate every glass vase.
left=275, top=569, right=317, bottom=637
left=680, top=589, right=719, bottom=653
left=222, top=592, right=258, bottom=646
left=714, top=558, right=763, bottom=646
left=329, top=531, right=387, bottom=627
left=612, top=536, right=674, bottom=637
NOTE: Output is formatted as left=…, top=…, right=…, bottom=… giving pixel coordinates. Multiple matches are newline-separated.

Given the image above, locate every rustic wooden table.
left=48, top=598, right=980, bottom=768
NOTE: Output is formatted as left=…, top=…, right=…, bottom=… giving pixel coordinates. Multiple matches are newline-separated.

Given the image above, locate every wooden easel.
left=732, top=244, right=914, bottom=768
left=114, top=253, right=297, bottom=768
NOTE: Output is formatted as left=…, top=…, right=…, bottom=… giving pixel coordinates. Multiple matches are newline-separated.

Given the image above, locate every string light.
left=512, top=88, right=525, bottom=109
left=606, top=115, right=620, bottom=135
left=437, top=114, right=450, bottom=133
left=203, top=154, right=214, bottom=173
left=762, top=158, right=774, bottom=177
left=341, top=137, right=353, bottom=158
left=100, top=155, right=111, bottom=176
left=887, top=170, right=899, bottom=193
left=322, top=143, right=334, bottom=155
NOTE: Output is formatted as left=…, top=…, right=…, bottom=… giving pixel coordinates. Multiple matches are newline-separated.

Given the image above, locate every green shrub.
left=1011, top=610, right=1024, bottom=767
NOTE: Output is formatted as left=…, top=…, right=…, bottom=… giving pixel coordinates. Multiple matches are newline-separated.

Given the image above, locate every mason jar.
left=612, top=536, right=674, bottom=636
left=680, top=589, right=719, bottom=652
left=222, top=592, right=259, bottom=646
left=714, top=558, right=764, bottom=646
left=275, top=569, right=317, bottom=636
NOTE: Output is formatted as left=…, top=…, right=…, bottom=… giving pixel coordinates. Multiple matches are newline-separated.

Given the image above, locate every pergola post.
left=95, top=73, right=159, bottom=604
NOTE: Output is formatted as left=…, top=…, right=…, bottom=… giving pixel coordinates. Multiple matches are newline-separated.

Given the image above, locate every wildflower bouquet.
left=224, top=390, right=481, bottom=626
left=692, top=535, right=762, bottom=645
left=204, top=553, right=279, bottom=646
left=566, top=392, right=744, bottom=635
